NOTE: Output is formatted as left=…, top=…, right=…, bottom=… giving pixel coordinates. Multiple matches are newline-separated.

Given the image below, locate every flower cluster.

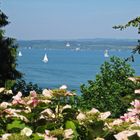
left=120, top=99, right=140, bottom=123
left=0, top=85, right=140, bottom=140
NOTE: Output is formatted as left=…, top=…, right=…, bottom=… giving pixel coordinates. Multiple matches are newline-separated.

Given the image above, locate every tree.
left=0, top=10, right=22, bottom=88
left=80, top=57, right=139, bottom=117
left=113, top=17, right=140, bottom=61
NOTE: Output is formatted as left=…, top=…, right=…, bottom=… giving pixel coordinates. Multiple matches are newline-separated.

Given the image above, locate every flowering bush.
left=1, top=86, right=140, bottom=140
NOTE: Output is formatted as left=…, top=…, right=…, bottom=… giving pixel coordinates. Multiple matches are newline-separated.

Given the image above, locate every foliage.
left=12, top=79, right=42, bottom=96
left=0, top=10, right=22, bottom=88
left=80, top=56, right=140, bottom=117
left=0, top=79, right=42, bottom=102
left=113, top=16, right=140, bottom=60
left=113, top=17, right=140, bottom=30
left=0, top=86, right=140, bottom=139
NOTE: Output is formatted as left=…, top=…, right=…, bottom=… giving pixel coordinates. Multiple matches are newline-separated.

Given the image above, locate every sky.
left=1, top=0, right=140, bottom=40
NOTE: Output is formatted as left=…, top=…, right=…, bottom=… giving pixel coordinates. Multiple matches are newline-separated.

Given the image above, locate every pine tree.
left=0, top=10, right=22, bottom=88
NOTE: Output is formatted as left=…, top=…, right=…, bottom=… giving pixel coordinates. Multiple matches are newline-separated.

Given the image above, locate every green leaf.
left=65, top=121, right=76, bottom=130
left=88, top=121, right=105, bottom=138
left=7, top=120, right=25, bottom=130
left=65, top=121, right=79, bottom=139
left=32, top=134, right=44, bottom=140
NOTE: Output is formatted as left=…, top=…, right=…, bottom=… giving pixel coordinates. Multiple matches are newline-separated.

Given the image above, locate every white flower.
left=21, top=127, right=32, bottom=136
left=2, top=133, right=11, bottom=140
left=65, top=91, right=76, bottom=96
left=135, top=89, right=140, bottom=94
left=42, top=89, right=53, bottom=98
left=4, top=108, right=21, bottom=115
left=95, top=138, right=105, bottom=140
left=17, top=115, right=29, bottom=123
left=76, top=112, right=86, bottom=121
left=5, top=90, right=13, bottom=95
left=63, top=129, right=73, bottom=139
left=99, top=111, right=111, bottom=120
left=0, top=102, right=11, bottom=109
left=128, top=77, right=137, bottom=82
left=114, top=130, right=136, bottom=140
left=36, top=133, right=44, bottom=137
left=40, top=99, right=51, bottom=104
left=6, top=112, right=29, bottom=123
left=0, top=87, right=5, bottom=93
left=136, top=120, right=140, bottom=126
left=112, top=119, right=123, bottom=126
left=62, top=104, right=71, bottom=110
left=41, top=108, right=55, bottom=118
left=24, top=106, right=31, bottom=113
left=87, top=108, right=99, bottom=114
left=59, top=85, right=67, bottom=90
left=133, top=130, right=140, bottom=137
left=45, top=136, right=57, bottom=140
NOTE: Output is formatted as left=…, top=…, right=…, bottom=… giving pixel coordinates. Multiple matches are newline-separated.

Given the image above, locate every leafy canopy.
left=80, top=56, right=138, bottom=117
left=113, top=16, right=140, bottom=60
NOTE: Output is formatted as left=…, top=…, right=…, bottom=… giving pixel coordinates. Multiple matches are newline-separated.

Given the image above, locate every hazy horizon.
left=17, top=38, right=138, bottom=41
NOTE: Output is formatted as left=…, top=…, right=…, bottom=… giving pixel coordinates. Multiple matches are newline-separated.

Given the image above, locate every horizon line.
left=17, top=37, right=138, bottom=42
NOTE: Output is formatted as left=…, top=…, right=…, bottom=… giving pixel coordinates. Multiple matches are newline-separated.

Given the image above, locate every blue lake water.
left=17, top=48, right=140, bottom=92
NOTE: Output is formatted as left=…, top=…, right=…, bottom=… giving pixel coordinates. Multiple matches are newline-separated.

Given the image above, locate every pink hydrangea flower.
left=12, top=92, right=25, bottom=105
left=27, top=98, right=39, bottom=108
left=30, top=90, right=37, bottom=97
left=131, top=100, right=140, bottom=110
left=45, top=130, right=57, bottom=140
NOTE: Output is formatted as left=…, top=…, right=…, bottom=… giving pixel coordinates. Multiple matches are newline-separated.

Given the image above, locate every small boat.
left=66, top=42, right=70, bottom=47
left=104, top=50, right=109, bottom=57
left=75, top=47, right=80, bottom=51
left=18, top=51, right=22, bottom=57
left=42, top=53, right=48, bottom=63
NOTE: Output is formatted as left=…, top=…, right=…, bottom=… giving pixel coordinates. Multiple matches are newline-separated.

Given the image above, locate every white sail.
left=42, top=53, right=48, bottom=63
left=75, top=47, right=80, bottom=51
left=104, top=50, right=109, bottom=57
left=18, top=51, right=22, bottom=57
left=66, top=42, right=70, bottom=47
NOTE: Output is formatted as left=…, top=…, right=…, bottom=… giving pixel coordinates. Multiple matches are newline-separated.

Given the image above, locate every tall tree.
left=0, top=10, right=22, bottom=88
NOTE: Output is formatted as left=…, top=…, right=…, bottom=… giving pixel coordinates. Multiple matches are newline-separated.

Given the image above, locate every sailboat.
left=75, top=47, right=80, bottom=51
left=66, top=42, right=70, bottom=47
left=104, top=50, right=109, bottom=57
left=18, top=51, right=22, bottom=57
left=42, top=53, right=48, bottom=63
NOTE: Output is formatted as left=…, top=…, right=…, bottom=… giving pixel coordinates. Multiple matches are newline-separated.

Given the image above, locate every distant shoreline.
left=17, top=38, right=138, bottom=50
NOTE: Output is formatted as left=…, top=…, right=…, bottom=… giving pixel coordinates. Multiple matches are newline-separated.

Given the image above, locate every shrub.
left=12, top=79, right=42, bottom=96
left=1, top=88, right=140, bottom=139
left=80, top=56, right=140, bottom=117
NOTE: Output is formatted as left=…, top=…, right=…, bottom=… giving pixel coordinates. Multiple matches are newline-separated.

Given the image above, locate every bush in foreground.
left=80, top=56, right=140, bottom=117
left=0, top=86, right=140, bottom=140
